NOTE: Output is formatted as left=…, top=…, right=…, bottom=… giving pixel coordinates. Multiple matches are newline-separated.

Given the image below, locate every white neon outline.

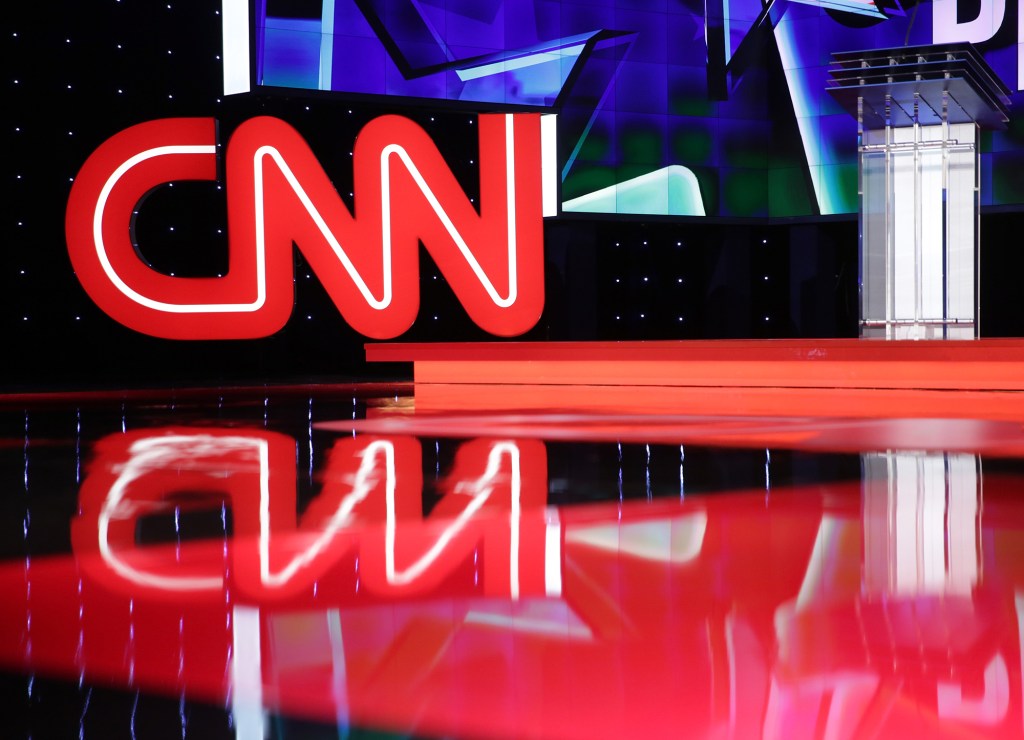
left=99, top=436, right=525, bottom=596
left=510, top=446, right=521, bottom=598
left=386, top=441, right=521, bottom=587
left=378, top=114, right=519, bottom=308
left=98, top=433, right=387, bottom=592
left=93, top=115, right=520, bottom=315
left=264, top=439, right=523, bottom=590
left=98, top=434, right=267, bottom=591
left=93, top=145, right=257, bottom=314
left=259, top=439, right=394, bottom=587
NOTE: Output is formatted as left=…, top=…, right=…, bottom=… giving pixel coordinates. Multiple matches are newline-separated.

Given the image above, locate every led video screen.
left=244, top=0, right=1024, bottom=218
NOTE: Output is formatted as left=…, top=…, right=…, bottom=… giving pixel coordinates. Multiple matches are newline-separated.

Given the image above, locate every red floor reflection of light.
left=410, top=382, right=1024, bottom=421
left=328, top=411, right=1024, bottom=456
left=4, top=379, right=1024, bottom=737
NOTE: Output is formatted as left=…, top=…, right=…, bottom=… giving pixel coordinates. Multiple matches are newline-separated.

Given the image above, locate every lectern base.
left=861, top=321, right=975, bottom=340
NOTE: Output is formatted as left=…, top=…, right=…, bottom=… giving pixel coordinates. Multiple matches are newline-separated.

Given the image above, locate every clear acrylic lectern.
left=828, top=44, right=1009, bottom=339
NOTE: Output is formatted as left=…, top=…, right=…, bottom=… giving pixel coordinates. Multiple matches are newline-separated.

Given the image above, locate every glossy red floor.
left=3, top=376, right=1024, bottom=738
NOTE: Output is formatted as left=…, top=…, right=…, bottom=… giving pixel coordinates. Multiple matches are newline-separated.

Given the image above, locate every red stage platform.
left=366, top=339, right=1024, bottom=419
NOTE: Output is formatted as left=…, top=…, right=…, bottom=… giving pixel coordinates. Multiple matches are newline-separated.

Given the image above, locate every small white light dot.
left=169, top=227, right=175, bottom=231
left=640, top=313, right=645, bottom=318
left=117, top=44, right=122, bottom=49
left=762, top=239, right=767, bottom=244
left=75, top=316, right=81, bottom=321
left=763, top=275, right=769, bottom=281
left=168, top=94, right=173, bottom=99
left=433, top=315, right=439, bottom=320
left=643, top=277, right=648, bottom=282
left=615, top=315, right=621, bottom=320
left=170, top=272, right=175, bottom=277
left=676, top=241, right=682, bottom=246
left=643, top=241, right=648, bottom=245
left=117, top=89, right=123, bottom=94
left=306, top=315, right=312, bottom=320
left=764, top=316, right=770, bottom=321
left=615, top=278, right=620, bottom=283
left=678, top=317, right=684, bottom=322
left=19, top=270, right=25, bottom=275
left=167, top=50, right=172, bottom=55
left=677, top=278, right=683, bottom=283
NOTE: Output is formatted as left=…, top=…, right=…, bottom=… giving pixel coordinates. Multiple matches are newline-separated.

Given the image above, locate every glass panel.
left=859, top=122, right=978, bottom=339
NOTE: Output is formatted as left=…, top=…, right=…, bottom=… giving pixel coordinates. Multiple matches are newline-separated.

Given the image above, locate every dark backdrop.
left=3, top=3, right=1022, bottom=390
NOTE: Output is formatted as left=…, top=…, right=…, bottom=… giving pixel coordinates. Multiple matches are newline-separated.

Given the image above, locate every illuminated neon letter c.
left=66, top=118, right=287, bottom=339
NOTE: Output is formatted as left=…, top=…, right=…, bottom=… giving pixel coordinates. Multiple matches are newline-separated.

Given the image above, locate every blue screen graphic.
left=252, top=0, right=1024, bottom=218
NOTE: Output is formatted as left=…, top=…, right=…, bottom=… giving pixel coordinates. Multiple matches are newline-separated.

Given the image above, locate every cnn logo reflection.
left=38, top=429, right=1024, bottom=737
left=73, top=429, right=557, bottom=603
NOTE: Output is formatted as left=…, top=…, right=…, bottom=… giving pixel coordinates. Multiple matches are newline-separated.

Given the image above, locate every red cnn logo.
left=65, top=114, right=548, bottom=339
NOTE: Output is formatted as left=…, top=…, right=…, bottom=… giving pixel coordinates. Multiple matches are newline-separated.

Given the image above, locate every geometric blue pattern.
left=255, top=0, right=1021, bottom=218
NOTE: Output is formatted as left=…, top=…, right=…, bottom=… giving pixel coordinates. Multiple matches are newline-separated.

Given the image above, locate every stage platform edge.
left=365, top=340, right=1024, bottom=418
left=365, top=340, right=1024, bottom=390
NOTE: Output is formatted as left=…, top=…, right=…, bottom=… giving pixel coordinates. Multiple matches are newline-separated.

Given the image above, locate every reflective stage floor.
left=4, top=377, right=1024, bottom=738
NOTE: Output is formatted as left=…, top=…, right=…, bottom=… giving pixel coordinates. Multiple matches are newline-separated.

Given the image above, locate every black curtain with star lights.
left=3, top=2, right=1024, bottom=390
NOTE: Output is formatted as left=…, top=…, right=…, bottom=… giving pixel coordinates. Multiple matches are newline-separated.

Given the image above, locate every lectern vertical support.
left=828, top=44, right=1009, bottom=339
